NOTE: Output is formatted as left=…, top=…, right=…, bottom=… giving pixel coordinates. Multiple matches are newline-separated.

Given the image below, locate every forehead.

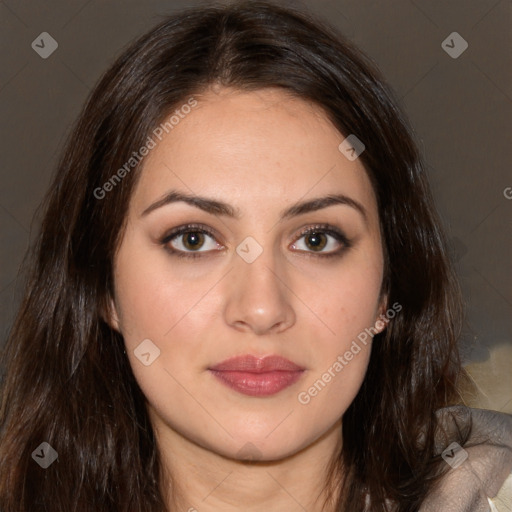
left=130, top=87, right=378, bottom=223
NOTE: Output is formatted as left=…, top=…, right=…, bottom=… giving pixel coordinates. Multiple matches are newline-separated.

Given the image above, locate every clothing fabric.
left=419, top=406, right=512, bottom=512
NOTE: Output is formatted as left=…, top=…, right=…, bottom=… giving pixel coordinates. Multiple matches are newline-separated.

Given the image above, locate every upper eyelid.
left=161, top=223, right=216, bottom=242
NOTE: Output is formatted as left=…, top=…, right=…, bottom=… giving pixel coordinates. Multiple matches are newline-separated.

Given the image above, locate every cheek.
left=313, top=255, right=384, bottom=344
left=295, top=280, right=377, bottom=422
left=296, top=342, right=371, bottom=416
left=112, top=246, right=223, bottom=393
left=113, top=261, right=216, bottom=418
left=295, top=254, right=382, bottom=402
left=113, top=249, right=213, bottom=346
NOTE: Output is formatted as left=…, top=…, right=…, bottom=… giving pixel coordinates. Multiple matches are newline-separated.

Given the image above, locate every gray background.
left=1, top=0, right=511, bottom=407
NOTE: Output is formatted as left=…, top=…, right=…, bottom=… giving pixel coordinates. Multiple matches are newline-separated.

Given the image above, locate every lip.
left=208, top=355, right=305, bottom=397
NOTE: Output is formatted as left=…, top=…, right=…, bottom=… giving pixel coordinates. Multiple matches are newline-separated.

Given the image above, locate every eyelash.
left=160, top=223, right=352, bottom=260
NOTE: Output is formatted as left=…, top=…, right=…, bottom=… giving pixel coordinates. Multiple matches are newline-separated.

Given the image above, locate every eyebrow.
left=140, top=190, right=368, bottom=224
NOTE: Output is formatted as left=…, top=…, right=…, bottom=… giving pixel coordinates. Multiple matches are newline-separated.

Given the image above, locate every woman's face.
left=109, top=87, right=387, bottom=461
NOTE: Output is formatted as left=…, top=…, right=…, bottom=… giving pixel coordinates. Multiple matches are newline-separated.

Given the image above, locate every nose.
left=223, top=247, right=296, bottom=335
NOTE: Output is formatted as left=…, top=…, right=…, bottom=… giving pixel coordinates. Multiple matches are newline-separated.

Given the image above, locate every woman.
left=0, top=1, right=510, bottom=511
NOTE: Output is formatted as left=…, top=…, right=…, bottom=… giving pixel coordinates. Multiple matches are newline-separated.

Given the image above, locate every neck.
left=152, top=415, right=343, bottom=512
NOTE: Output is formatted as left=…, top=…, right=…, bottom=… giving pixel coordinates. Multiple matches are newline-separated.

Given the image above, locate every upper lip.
left=209, top=354, right=305, bottom=373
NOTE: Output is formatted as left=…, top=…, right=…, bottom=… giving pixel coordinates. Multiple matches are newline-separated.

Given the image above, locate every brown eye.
left=182, top=231, right=205, bottom=250
left=290, top=224, right=351, bottom=258
left=162, top=225, right=222, bottom=257
left=304, top=232, right=327, bottom=251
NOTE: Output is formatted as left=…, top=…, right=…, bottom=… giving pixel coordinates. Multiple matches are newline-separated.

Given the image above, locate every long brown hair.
left=0, top=2, right=470, bottom=510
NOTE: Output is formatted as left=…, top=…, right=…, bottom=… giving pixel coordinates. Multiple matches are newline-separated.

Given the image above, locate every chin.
left=224, top=432, right=311, bottom=463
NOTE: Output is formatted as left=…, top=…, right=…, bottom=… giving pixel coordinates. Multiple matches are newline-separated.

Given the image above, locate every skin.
left=108, top=87, right=387, bottom=511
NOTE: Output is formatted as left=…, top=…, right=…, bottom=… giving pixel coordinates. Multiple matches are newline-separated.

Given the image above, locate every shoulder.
left=420, top=406, right=512, bottom=512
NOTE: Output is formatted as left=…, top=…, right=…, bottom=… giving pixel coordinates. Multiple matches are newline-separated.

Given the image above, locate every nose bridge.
left=223, top=236, right=295, bottom=333
left=234, top=237, right=285, bottom=301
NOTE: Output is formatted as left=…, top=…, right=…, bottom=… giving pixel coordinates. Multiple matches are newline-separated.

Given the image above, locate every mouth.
left=208, top=354, right=305, bottom=397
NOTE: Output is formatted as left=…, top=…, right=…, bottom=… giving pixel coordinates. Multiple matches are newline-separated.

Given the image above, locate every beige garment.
left=419, top=406, right=512, bottom=512
left=489, top=473, right=512, bottom=510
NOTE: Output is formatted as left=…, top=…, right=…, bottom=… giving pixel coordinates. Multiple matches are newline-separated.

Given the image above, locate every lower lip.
left=209, top=370, right=304, bottom=397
